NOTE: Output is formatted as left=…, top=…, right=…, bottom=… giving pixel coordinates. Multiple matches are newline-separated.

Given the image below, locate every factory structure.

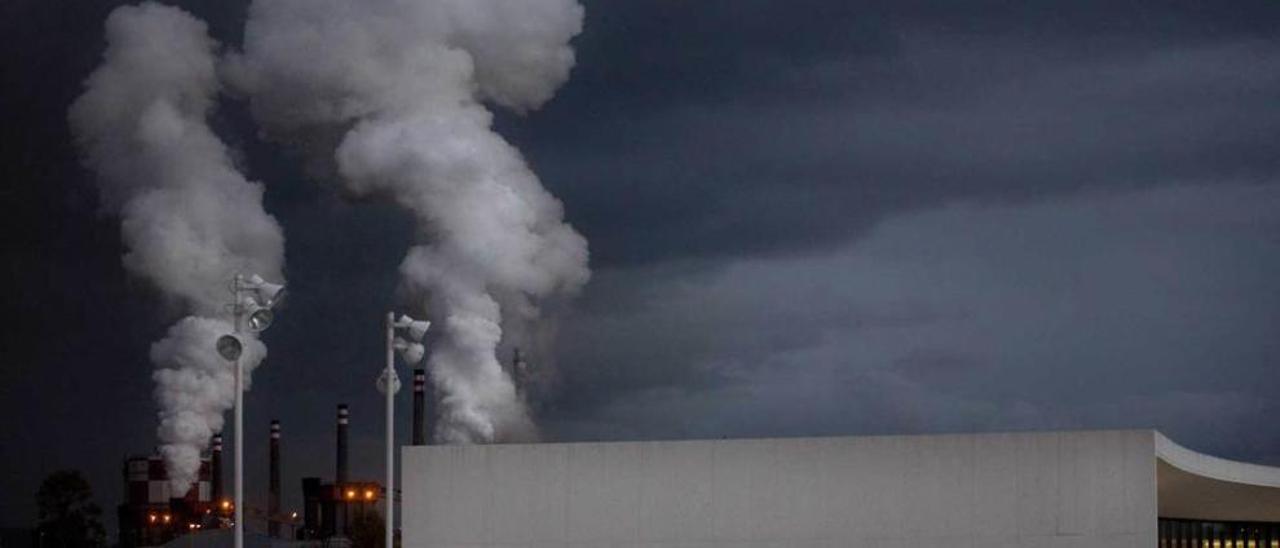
left=401, top=429, right=1280, bottom=547
left=299, top=366, right=443, bottom=540
left=119, top=366, right=440, bottom=547
left=111, top=348, right=1280, bottom=547
left=296, top=404, right=385, bottom=540
left=116, top=447, right=219, bottom=547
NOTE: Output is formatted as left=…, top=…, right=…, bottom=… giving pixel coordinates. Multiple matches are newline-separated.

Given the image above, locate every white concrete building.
left=401, top=430, right=1280, bottom=547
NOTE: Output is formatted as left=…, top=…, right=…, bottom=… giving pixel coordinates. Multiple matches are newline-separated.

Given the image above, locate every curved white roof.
left=1156, top=432, right=1280, bottom=521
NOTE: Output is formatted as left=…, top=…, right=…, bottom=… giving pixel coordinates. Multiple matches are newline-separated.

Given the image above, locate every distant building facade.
left=402, top=430, right=1280, bottom=547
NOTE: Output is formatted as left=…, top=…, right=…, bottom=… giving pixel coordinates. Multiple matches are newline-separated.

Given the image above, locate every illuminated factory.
left=297, top=369, right=435, bottom=539
left=117, top=368, right=435, bottom=546
left=116, top=440, right=220, bottom=547
left=296, top=404, right=385, bottom=540
left=116, top=427, right=298, bottom=547
left=297, top=368, right=436, bottom=539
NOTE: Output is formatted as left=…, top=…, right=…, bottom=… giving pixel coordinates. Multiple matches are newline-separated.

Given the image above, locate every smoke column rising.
left=69, top=3, right=285, bottom=492
left=228, top=0, right=589, bottom=442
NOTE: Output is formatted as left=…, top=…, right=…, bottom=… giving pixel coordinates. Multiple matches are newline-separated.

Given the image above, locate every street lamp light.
left=216, top=336, right=243, bottom=362
left=379, top=312, right=428, bottom=548
left=217, top=273, right=286, bottom=548
left=392, top=337, right=425, bottom=365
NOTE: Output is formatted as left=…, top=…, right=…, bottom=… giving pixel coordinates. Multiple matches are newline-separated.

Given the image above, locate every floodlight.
left=216, top=335, right=243, bottom=361
left=221, top=273, right=289, bottom=548
left=247, top=307, right=274, bottom=332
left=376, top=369, right=402, bottom=395
left=241, top=274, right=287, bottom=308
left=394, top=314, right=431, bottom=341
left=383, top=309, right=430, bottom=548
left=257, top=281, right=287, bottom=308
left=393, top=336, right=425, bottom=364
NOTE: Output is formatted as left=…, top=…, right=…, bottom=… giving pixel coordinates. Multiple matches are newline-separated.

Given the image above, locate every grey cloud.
left=544, top=182, right=1280, bottom=462
left=522, top=25, right=1280, bottom=267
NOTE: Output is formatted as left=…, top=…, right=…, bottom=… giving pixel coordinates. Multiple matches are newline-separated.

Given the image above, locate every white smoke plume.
left=70, top=3, right=285, bottom=491
left=228, top=0, right=588, bottom=442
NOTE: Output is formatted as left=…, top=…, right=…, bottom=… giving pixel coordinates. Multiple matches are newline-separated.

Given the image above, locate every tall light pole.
left=378, top=313, right=428, bottom=548
left=216, top=274, right=286, bottom=548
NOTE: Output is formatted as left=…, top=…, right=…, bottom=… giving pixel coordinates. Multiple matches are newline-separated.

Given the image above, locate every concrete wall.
left=402, top=430, right=1157, bottom=548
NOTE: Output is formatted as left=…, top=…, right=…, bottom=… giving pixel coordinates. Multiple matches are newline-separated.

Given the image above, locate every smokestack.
left=268, top=420, right=281, bottom=538
left=211, top=434, right=223, bottom=503
left=70, top=3, right=287, bottom=493
left=512, top=347, right=527, bottom=395
left=233, top=0, right=588, bottom=444
left=336, top=404, right=348, bottom=485
left=412, top=369, right=427, bottom=445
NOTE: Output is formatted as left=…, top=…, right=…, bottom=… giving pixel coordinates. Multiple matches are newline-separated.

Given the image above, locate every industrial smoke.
left=72, top=0, right=589, bottom=477
left=227, top=0, right=589, bottom=442
left=69, top=3, right=285, bottom=492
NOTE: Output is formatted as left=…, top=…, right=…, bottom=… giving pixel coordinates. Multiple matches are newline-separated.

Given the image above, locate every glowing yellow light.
left=163, top=514, right=171, bottom=523
left=220, top=500, right=231, bottom=510
left=290, top=512, right=298, bottom=519
left=148, top=514, right=157, bottom=523
left=364, top=489, right=375, bottom=500
left=346, top=489, right=356, bottom=500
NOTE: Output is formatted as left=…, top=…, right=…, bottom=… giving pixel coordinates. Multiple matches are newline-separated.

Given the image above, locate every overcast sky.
left=2, top=0, right=1279, bottom=535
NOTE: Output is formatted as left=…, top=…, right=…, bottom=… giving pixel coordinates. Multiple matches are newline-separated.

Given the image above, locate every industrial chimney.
left=335, top=404, right=350, bottom=537
left=336, top=404, right=348, bottom=485
left=268, top=420, right=281, bottom=538
left=412, top=369, right=428, bottom=445
left=512, top=347, right=529, bottom=396
left=211, top=434, right=223, bottom=503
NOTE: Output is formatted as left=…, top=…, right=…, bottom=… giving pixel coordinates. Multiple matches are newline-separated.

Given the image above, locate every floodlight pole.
left=233, top=275, right=245, bottom=548
left=216, top=273, right=283, bottom=548
left=384, top=311, right=395, bottom=548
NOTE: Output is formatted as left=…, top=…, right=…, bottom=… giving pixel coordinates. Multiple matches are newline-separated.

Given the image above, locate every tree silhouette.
left=35, top=470, right=105, bottom=548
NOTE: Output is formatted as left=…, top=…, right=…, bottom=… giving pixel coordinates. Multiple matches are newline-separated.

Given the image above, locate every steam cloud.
left=227, top=0, right=589, bottom=442
left=72, top=0, right=587, bottom=477
left=70, top=3, right=285, bottom=492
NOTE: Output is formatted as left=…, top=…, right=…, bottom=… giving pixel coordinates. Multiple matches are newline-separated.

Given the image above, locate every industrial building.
left=117, top=428, right=283, bottom=547
left=116, top=443, right=220, bottom=548
left=297, top=404, right=386, bottom=540
left=284, top=368, right=439, bottom=541
left=117, top=367, right=440, bottom=547
left=402, top=429, right=1280, bottom=547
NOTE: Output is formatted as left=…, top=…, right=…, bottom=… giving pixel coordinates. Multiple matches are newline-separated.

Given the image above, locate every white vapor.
left=69, top=3, right=285, bottom=492
left=228, top=0, right=588, bottom=442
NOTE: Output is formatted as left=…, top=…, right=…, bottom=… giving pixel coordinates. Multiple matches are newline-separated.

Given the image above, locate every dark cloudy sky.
left=3, top=0, right=1280, bottom=535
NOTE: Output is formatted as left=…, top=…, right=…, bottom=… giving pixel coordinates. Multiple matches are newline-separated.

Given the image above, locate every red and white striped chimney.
left=336, top=404, right=349, bottom=485
left=412, top=369, right=428, bottom=445
left=269, top=420, right=281, bottom=538
left=211, top=434, right=223, bottom=503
